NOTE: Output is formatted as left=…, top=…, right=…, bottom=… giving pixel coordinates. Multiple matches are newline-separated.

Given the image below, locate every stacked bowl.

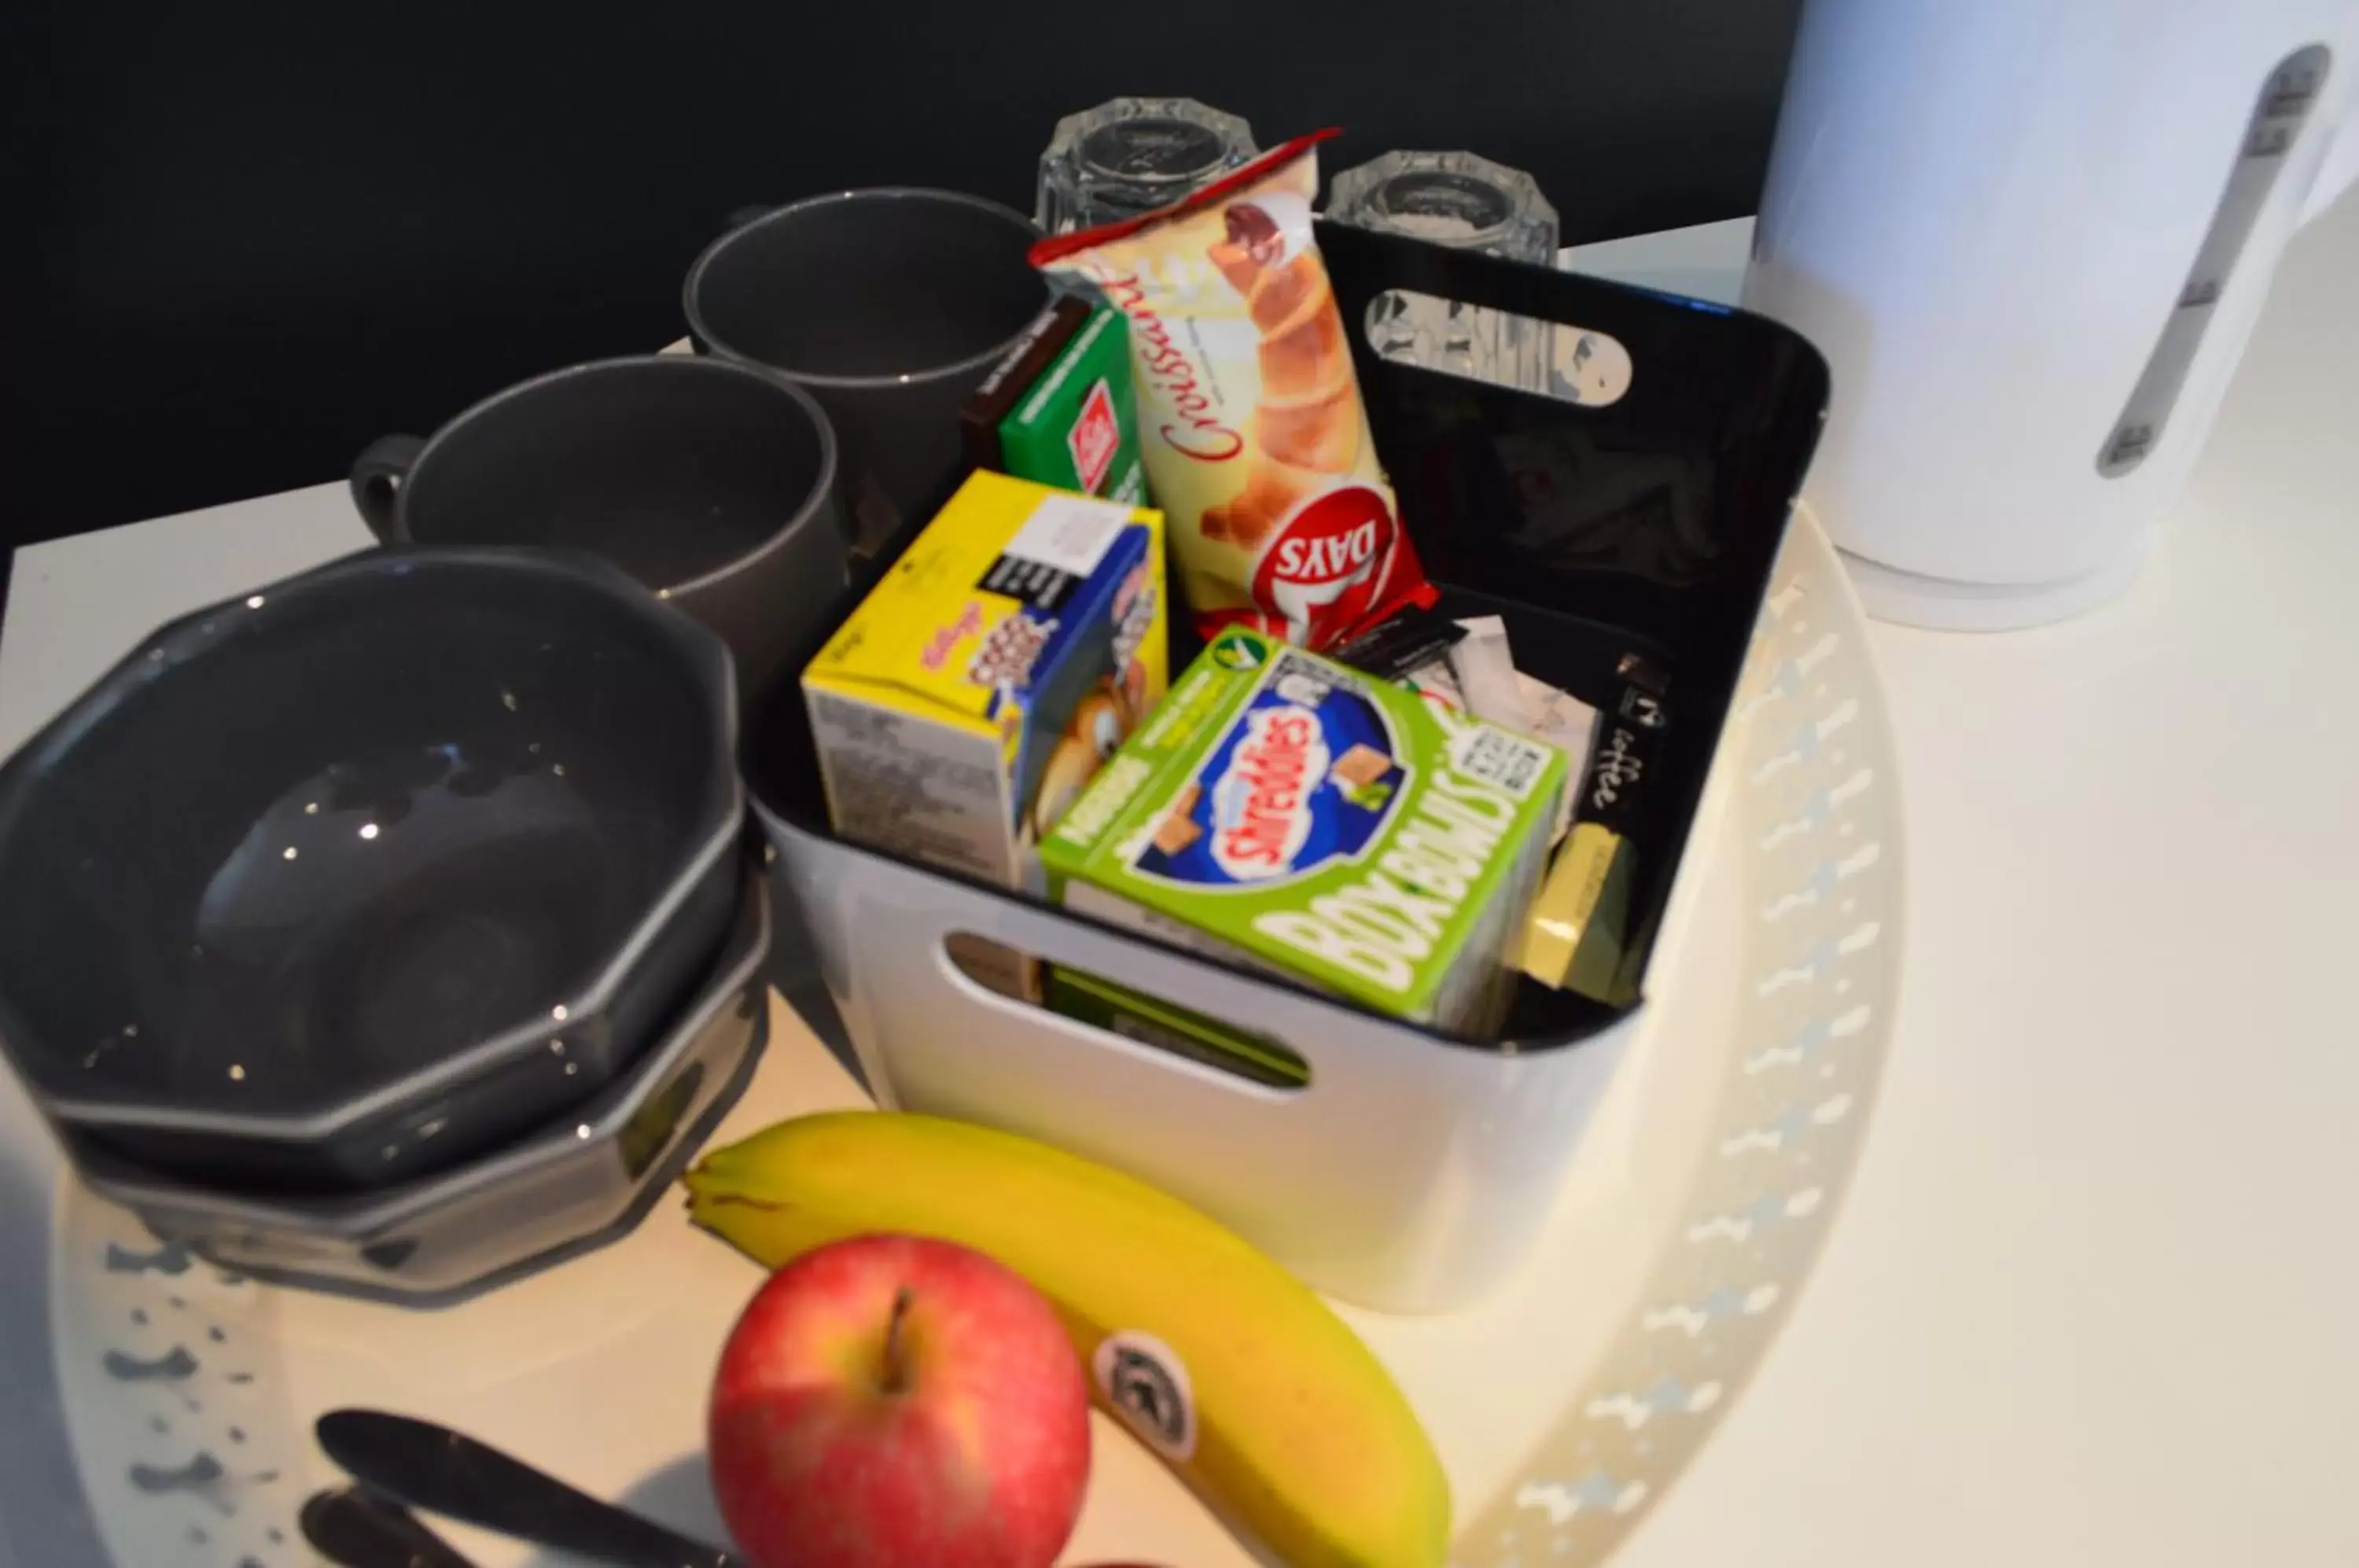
left=0, top=548, right=769, bottom=1301
left=0, top=185, right=1058, bottom=1303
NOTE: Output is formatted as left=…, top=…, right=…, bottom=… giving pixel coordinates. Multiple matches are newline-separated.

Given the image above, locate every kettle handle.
left=2299, top=112, right=2359, bottom=226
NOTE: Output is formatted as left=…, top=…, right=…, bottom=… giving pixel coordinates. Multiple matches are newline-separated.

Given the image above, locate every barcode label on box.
left=1452, top=727, right=1551, bottom=799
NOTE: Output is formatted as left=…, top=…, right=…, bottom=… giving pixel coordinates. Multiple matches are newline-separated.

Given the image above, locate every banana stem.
left=879, top=1287, right=915, bottom=1396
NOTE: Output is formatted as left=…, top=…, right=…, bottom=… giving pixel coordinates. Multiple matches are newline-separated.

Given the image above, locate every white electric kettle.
left=1744, top=0, right=2359, bottom=628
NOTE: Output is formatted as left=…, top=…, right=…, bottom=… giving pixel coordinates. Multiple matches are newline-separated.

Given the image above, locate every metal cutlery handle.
left=315, top=1409, right=738, bottom=1568
left=300, top=1486, right=479, bottom=1568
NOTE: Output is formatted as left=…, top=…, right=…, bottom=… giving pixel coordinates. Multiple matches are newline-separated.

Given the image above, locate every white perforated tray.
left=0, top=503, right=1901, bottom=1568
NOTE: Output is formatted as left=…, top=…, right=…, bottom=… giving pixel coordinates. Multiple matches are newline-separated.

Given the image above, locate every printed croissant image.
left=1203, top=202, right=1367, bottom=548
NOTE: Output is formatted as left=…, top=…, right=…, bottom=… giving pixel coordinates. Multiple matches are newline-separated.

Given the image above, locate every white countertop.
left=7, top=201, right=2358, bottom=1566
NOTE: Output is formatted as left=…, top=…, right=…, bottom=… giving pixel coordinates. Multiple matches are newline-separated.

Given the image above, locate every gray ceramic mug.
left=683, top=189, right=1051, bottom=554
left=351, top=354, right=848, bottom=699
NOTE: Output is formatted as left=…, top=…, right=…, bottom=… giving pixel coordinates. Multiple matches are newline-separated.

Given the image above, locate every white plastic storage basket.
left=749, top=220, right=1830, bottom=1313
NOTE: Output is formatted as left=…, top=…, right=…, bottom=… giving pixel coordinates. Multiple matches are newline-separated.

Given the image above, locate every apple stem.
left=880, top=1287, right=915, bottom=1396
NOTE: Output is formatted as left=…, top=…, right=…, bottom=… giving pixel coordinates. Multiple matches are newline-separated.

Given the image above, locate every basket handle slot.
left=1361, top=289, right=1633, bottom=408
left=940, top=933, right=1312, bottom=1093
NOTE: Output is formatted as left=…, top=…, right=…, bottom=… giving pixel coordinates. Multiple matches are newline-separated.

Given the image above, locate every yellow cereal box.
left=802, top=469, right=1166, bottom=896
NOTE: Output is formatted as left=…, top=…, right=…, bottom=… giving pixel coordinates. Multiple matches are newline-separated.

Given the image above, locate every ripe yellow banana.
left=683, top=1110, right=1448, bottom=1568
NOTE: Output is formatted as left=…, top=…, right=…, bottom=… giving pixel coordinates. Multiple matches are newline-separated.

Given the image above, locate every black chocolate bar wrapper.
left=959, top=295, right=1092, bottom=473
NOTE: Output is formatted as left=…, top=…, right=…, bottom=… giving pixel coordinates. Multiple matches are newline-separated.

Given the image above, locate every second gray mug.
left=683, top=188, right=1050, bottom=554
left=350, top=354, right=848, bottom=700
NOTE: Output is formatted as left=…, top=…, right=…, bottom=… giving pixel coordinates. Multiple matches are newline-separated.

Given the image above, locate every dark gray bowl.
left=0, top=547, right=743, bottom=1192
left=72, top=856, right=771, bottom=1302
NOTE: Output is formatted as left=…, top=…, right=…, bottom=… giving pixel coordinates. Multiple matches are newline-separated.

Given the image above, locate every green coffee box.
left=1041, top=628, right=1566, bottom=1032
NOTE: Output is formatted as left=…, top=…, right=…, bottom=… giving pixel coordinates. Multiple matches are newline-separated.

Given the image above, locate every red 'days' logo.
left=1067, top=378, right=1120, bottom=495
left=1250, top=484, right=1396, bottom=646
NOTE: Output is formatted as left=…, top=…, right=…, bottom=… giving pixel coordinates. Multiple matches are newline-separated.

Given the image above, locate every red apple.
left=708, top=1233, right=1091, bottom=1568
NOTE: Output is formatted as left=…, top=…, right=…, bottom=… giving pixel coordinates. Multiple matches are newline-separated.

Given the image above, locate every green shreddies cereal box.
left=1041, top=627, right=1566, bottom=1031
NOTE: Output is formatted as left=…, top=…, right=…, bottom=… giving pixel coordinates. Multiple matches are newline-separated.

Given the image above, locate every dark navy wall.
left=2, top=0, right=1801, bottom=543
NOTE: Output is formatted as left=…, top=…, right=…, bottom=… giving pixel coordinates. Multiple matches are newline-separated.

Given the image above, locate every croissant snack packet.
left=1031, top=129, right=1437, bottom=650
